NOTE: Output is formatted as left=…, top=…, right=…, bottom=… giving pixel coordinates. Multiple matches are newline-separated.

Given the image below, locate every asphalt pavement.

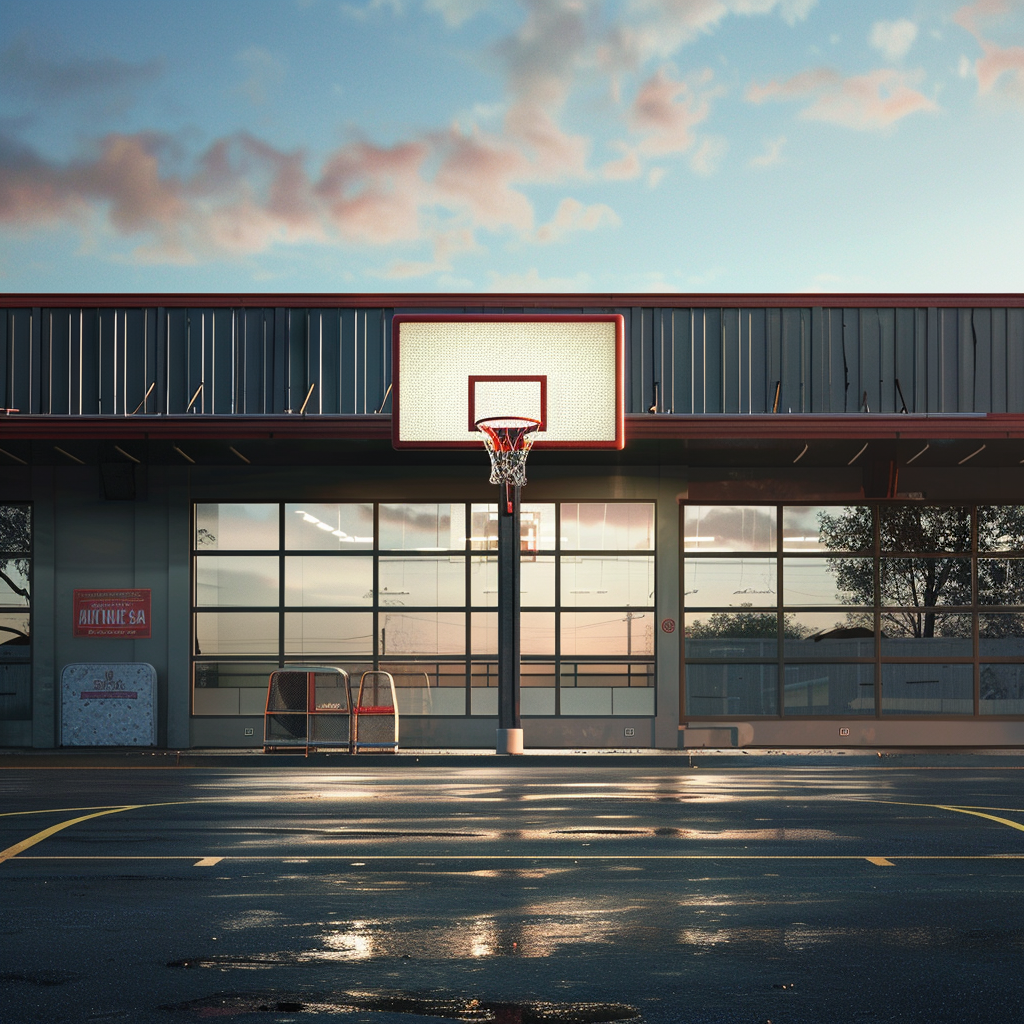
left=2, top=759, right=1024, bottom=1023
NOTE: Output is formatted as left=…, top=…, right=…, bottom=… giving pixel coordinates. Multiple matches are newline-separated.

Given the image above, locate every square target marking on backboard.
left=391, top=314, right=624, bottom=449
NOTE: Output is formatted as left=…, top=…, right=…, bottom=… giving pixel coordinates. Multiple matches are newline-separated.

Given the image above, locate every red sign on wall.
left=73, top=589, right=152, bottom=638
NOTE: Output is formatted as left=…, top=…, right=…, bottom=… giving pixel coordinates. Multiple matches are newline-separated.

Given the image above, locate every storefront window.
left=683, top=503, right=1024, bottom=720
left=0, top=503, right=31, bottom=722
left=193, top=501, right=656, bottom=718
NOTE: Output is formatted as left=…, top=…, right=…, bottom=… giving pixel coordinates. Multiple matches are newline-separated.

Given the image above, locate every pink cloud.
left=747, top=67, right=937, bottom=129
left=630, top=68, right=713, bottom=154
left=533, top=197, right=620, bottom=243
left=954, top=1, right=1024, bottom=99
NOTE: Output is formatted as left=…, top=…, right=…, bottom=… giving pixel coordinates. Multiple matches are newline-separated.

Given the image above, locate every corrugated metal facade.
left=3, top=302, right=1024, bottom=418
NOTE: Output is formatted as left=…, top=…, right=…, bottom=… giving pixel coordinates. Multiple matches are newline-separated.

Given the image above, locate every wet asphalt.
left=1, top=759, right=1023, bottom=1023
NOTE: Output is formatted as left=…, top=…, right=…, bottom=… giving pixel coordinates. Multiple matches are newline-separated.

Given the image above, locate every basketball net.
left=475, top=416, right=541, bottom=513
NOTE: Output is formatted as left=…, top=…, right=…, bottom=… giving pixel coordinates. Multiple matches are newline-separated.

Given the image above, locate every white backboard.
left=392, top=315, right=624, bottom=449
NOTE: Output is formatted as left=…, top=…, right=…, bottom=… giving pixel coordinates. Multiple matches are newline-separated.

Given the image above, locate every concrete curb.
left=2, top=747, right=1024, bottom=768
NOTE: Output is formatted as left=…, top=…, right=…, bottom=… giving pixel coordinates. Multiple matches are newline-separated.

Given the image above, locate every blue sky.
left=1, top=0, right=1022, bottom=294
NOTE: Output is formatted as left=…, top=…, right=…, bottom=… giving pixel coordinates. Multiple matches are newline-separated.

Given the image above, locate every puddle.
left=161, top=991, right=640, bottom=1022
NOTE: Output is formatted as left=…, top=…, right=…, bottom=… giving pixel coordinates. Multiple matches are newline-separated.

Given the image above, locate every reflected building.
left=2, top=295, right=1024, bottom=748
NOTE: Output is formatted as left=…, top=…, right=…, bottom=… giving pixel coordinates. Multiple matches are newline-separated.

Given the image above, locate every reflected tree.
left=818, top=505, right=1024, bottom=639
left=0, top=505, right=30, bottom=602
left=689, top=605, right=807, bottom=639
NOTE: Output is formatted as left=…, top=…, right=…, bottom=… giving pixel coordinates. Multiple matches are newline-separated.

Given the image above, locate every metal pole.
left=496, top=484, right=522, bottom=754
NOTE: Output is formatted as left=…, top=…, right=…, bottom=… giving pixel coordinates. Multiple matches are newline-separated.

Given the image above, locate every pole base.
left=496, top=728, right=524, bottom=755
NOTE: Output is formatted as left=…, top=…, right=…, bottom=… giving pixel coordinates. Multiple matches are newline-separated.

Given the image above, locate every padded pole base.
left=496, top=728, right=524, bottom=755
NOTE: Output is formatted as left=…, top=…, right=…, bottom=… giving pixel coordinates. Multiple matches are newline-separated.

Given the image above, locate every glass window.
left=195, top=556, right=279, bottom=607
left=880, top=612, right=972, bottom=656
left=980, top=664, right=1024, bottom=714
left=470, top=556, right=555, bottom=607
left=285, top=503, right=373, bottom=550
left=0, top=611, right=30, bottom=659
left=783, top=506, right=872, bottom=552
left=879, top=558, right=971, bottom=607
left=684, top=558, right=777, bottom=607
left=0, top=558, right=30, bottom=607
left=978, top=507, right=1024, bottom=552
left=978, top=558, right=1024, bottom=605
left=379, top=556, right=465, bottom=606
left=684, top=611, right=778, bottom=659
left=783, top=557, right=873, bottom=606
left=285, top=556, right=373, bottom=607
left=195, top=612, right=279, bottom=656
left=683, top=505, right=775, bottom=552
left=783, top=611, right=875, bottom=657
left=562, top=503, right=655, bottom=550
left=561, top=556, right=654, bottom=607
left=562, top=611, right=653, bottom=657
left=0, top=505, right=31, bottom=552
left=880, top=506, right=970, bottom=553
left=284, top=612, right=375, bottom=657
left=196, top=504, right=278, bottom=550
left=784, top=664, right=874, bottom=715
left=194, top=662, right=277, bottom=689
left=881, top=664, right=973, bottom=715
left=383, top=662, right=467, bottom=715
left=380, top=504, right=465, bottom=551
left=979, top=614, right=1024, bottom=655
left=685, top=663, right=778, bottom=716
left=376, top=611, right=464, bottom=656
left=470, top=504, right=556, bottom=551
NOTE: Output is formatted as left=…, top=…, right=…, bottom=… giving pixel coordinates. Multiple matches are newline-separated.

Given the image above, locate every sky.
left=1, top=0, right=1023, bottom=295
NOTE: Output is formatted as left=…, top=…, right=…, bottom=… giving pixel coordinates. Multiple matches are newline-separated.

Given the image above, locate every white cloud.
left=485, top=267, right=593, bottom=291
left=424, top=0, right=489, bottom=27
left=869, top=19, right=918, bottom=61
left=533, top=197, right=620, bottom=243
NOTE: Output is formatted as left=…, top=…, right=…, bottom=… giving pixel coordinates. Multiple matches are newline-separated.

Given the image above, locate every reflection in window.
left=378, top=557, right=465, bottom=607
left=195, top=612, right=279, bottom=656
left=980, top=664, right=1024, bottom=714
left=196, top=556, right=279, bottom=607
left=196, top=503, right=278, bottom=550
left=686, top=663, right=778, bottom=716
left=285, top=503, right=373, bottom=550
left=978, top=559, right=1024, bottom=606
left=376, top=612, right=464, bottom=656
left=783, top=611, right=875, bottom=657
left=880, top=613, right=972, bottom=656
left=684, top=558, right=777, bottom=606
left=783, top=558, right=872, bottom=606
left=783, top=506, right=872, bottom=552
left=881, top=664, right=973, bottom=715
left=784, top=663, right=874, bottom=715
left=561, top=556, right=654, bottom=607
left=562, top=611, right=653, bottom=657
left=284, top=612, right=375, bottom=657
left=285, top=556, right=374, bottom=607
left=562, top=503, right=655, bottom=550
left=470, top=556, right=555, bottom=607
left=880, top=506, right=970, bottom=553
left=0, top=558, right=30, bottom=607
left=978, top=507, right=1024, bottom=552
left=683, top=505, right=776, bottom=552
left=470, top=504, right=556, bottom=551
left=979, top=614, right=1024, bottom=655
left=379, top=504, right=466, bottom=550
left=879, top=558, right=971, bottom=607
left=0, top=504, right=31, bottom=721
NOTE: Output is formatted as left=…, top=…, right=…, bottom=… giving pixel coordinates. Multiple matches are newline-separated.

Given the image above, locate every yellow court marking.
left=0, top=805, right=134, bottom=819
left=195, top=857, right=223, bottom=867
left=874, top=799, right=1024, bottom=834
left=866, top=857, right=894, bottom=866
left=0, top=806, right=141, bottom=863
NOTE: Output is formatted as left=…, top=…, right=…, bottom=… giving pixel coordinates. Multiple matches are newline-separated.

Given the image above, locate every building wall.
left=4, top=303, right=1024, bottom=418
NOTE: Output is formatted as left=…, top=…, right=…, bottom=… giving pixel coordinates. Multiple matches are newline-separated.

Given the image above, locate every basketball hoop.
left=475, top=416, right=541, bottom=513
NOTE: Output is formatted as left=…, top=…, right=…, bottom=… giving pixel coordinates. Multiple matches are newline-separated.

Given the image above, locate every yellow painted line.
left=935, top=805, right=1024, bottom=833
left=195, top=857, right=223, bottom=867
left=0, top=806, right=141, bottom=863
left=874, top=800, right=1024, bottom=834
left=866, top=857, right=894, bottom=866
left=0, top=805, right=133, bottom=819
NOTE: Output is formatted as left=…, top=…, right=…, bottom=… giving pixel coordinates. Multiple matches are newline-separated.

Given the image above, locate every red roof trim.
left=2, top=292, right=1023, bottom=309
left=4, top=413, right=1024, bottom=442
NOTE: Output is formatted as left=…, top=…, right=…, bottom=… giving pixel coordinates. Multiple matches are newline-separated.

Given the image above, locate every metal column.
left=496, top=485, right=522, bottom=754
